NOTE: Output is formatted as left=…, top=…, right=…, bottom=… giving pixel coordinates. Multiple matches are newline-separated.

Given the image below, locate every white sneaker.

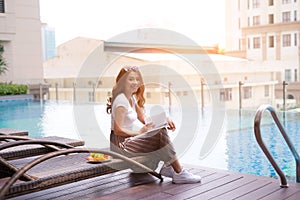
left=160, top=165, right=174, bottom=178
left=172, top=169, right=202, bottom=184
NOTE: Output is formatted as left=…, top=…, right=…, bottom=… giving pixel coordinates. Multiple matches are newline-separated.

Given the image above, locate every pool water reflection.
left=1, top=100, right=300, bottom=182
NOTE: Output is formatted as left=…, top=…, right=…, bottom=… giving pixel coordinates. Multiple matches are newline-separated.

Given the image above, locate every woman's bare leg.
left=170, top=159, right=182, bottom=173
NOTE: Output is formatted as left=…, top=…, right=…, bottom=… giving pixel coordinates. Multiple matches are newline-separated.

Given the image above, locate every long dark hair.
left=106, top=67, right=145, bottom=114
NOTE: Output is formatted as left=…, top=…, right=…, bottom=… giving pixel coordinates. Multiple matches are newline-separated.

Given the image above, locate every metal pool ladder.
left=254, top=104, right=300, bottom=187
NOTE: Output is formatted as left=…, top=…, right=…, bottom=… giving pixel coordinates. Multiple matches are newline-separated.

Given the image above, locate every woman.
left=107, top=66, right=201, bottom=184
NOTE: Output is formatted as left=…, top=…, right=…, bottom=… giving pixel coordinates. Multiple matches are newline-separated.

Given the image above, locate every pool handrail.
left=254, top=104, right=300, bottom=187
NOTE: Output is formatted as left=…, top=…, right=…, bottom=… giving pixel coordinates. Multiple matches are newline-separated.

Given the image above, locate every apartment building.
left=0, top=0, right=43, bottom=84
left=225, top=0, right=300, bottom=83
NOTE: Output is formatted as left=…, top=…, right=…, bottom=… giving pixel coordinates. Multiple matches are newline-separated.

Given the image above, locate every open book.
left=145, top=111, right=168, bottom=133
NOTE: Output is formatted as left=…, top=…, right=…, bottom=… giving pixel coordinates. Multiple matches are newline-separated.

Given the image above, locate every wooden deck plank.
left=165, top=174, right=243, bottom=200
left=285, top=190, right=300, bottom=200
left=60, top=170, right=211, bottom=200
left=163, top=171, right=229, bottom=196
left=260, top=185, right=300, bottom=200
left=188, top=176, right=257, bottom=199
left=74, top=173, right=158, bottom=200
left=65, top=181, right=131, bottom=200
left=7, top=165, right=300, bottom=200
left=91, top=175, right=174, bottom=200
left=211, top=179, right=273, bottom=199
left=136, top=192, right=173, bottom=200
left=235, top=182, right=281, bottom=199
left=97, top=171, right=210, bottom=200
left=94, top=181, right=166, bottom=200
left=109, top=169, right=214, bottom=200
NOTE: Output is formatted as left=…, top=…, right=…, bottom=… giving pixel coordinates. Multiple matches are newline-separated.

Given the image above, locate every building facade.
left=44, top=37, right=279, bottom=110
left=225, top=0, right=300, bottom=83
left=0, top=0, right=43, bottom=84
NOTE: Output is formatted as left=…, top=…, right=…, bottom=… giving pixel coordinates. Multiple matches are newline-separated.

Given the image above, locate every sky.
left=39, top=0, right=226, bottom=48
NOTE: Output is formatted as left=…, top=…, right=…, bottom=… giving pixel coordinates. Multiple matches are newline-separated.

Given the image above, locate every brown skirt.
left=110, top=128, right=176, bottom=165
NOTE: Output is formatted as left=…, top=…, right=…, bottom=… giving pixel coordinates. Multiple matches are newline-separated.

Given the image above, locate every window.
left=253, top=16, right=260, bottom=26
left=295, top=33, right=298, bottom=46
left=285, top=69, right=292, bottom=81
left=282, top=0, right=291, bottom=4
left=282, top=11, right=291, bottom=22
left=269, top=0, right=274, bottom=6
left=88, top=92, right=94, bottom=102
left=295, top=69, right=298, bottom=81
left=264, top=85, right=270, bottom=97
left=220, top=88, right=232, bottom=101
left=253, top=37, right=260, bottom=49
left=269, top=36, right=275, bottom=47
left=253, top=0, right=260, bottom=8
left=283, top=34, right=291, bottom=47
left=243, top=87, right=252, bottom=99
left=269, top=14, right=274, bottom=24
left=294, top=10, right=297, bottom=21
left=0, top=0, right=4, bottom=13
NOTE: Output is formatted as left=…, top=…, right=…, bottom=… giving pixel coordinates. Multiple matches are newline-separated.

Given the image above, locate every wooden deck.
left=7, top=164, right=300, bottom=200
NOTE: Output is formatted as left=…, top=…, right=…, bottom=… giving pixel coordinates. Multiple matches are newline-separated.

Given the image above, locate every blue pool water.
left=226, top=118, right=300, bottom=181
left=1, top=100, right=300, bottom=182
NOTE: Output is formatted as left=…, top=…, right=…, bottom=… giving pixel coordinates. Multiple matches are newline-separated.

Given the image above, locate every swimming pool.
left=1, top=100, right=300, bottom=182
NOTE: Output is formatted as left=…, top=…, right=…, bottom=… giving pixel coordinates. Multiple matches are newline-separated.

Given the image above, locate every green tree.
left=0, top=43, right=8, bottom=75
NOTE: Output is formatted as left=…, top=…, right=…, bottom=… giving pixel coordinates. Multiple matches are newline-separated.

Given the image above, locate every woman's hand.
left=139, top=122, right=154, bottom=134
left=167, top=118, right=176, bottom=131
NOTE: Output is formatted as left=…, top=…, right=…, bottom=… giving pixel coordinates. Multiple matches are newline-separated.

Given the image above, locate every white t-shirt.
left=111, top=93, right=139, bottom=131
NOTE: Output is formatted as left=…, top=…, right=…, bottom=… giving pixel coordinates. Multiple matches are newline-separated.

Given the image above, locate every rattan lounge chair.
left=0, top=139, right=76, bottom=181
left=0, top=135, right=85, bottom=160
left=0, top=141, right=162, bottom=199
left=0, top=128, right=28, bottom=137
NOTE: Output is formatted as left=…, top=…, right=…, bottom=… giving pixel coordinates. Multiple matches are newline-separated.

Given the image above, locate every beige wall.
left=0, top=0, right=43, bottom=84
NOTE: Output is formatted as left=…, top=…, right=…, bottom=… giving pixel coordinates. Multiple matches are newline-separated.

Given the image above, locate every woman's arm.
left=135, top=104, right=146, bottom=124
left=113, top=106, right=152, bottom=137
